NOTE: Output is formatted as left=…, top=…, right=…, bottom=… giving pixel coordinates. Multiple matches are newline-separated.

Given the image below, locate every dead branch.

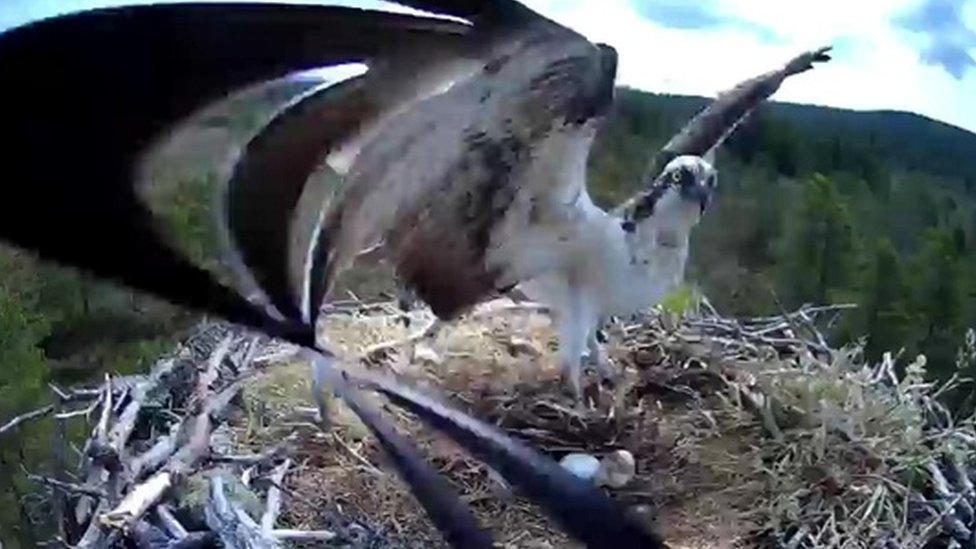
left=26, top=473, right=107, bottom=499
left=99, top=472, right=172, bottom=530
left=260, top=459, right=291, bottom=539
left=0, top=404, right=54, bottom=436
left=271, top=529, right=336, bottom=541
left=155, top=505, right=188, bottom=539
left=210, top=433, right=297, bottom=467
left=205, top=475, right=274, bottom=549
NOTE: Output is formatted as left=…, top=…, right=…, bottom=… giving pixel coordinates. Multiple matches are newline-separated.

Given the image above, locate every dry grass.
left=231, top=300, right=976, bottom=548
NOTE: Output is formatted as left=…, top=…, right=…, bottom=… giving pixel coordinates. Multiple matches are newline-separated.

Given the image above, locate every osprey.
left=223, top=12, right=829, bottom=396
left=0, top=1, right=828, bottom=546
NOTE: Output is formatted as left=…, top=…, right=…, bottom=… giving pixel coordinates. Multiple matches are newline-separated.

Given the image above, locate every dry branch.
left=26, top=473, right=107, bottom=499
left=0, top=404, right=54, bottom=436
left=260, top=458, right=291, bottom=539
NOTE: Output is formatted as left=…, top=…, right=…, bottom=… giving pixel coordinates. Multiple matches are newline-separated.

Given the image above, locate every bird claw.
left=785, top=45, right=832, bottom=75
left=309, top=352, right=335, bottom=431
left=559, top=365, right=584, bottom=401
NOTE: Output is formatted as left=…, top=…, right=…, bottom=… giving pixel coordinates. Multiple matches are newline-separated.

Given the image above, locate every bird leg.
left=308, top=351, right=336, bottom=430
left=556, top=294, right=593, bottom=399
left=586, top=325, right=615, bottom=381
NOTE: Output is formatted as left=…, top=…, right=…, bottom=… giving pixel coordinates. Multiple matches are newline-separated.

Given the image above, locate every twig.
left=261, top=458, right=292, bottom=539
left=25, top=473, right=107, bottom=499
left=98, top=472, right=172, bottom=529
left=272, top=529, right=336, bottom=541
left=53, top=399, right=101, bottom=420
left=156, top=504, right=188, bottom=539
left=362, top=315, right=440, bottom=359
left=0, top=405, right=54, bottom=436
left=211, top=433, right=297, bottom=467
left=205, top=475, right=272, bottom=548
left=332, top=433, right=384, bottom=476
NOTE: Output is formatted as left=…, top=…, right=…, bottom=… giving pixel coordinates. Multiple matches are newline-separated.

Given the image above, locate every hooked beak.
left=680, top=184, right=712, bottom=214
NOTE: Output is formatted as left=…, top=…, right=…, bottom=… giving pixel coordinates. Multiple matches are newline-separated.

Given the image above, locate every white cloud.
left=2, top=0, right=973, bottom=132
left=522, top=0, right=976, bottom=132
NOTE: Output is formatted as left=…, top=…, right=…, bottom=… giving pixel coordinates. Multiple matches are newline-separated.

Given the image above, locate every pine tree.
left=856, top=238, right=909, bottom=362
left=911, top=228, right=965, bottom=378
left=779, top=174, right=855, bottom=306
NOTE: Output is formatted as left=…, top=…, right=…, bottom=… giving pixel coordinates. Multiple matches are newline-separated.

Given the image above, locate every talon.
left=560, top=366, right=583, bottom=400
left=309, top=352, right=335, bottom=431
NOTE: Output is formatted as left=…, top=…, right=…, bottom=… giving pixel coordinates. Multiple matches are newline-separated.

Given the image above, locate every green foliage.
left=155, top=173, right=222, bottom=268
left=659, top=284, right=700, bottom=317
left=0, top=287, right=49, bottom=415
left=778, top=174, right=855, bottom=306
left=853, top=238, right=910, bottom=362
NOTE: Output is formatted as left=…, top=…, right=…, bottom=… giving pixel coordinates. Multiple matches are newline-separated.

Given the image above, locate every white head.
left=621, top=155, right=718, bottom=235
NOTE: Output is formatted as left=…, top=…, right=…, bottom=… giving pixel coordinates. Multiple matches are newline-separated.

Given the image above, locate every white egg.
left=559, top=453, right=601, bottom=481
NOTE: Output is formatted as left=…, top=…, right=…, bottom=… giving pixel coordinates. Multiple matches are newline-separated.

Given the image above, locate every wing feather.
left=0, top=3, right=469, bottom=340
left=341, top=363, right=664, bottom=547
left=316, top=355, right=492, bottom=548
left=310, top=34, right=617, bottom=321
left=641, top=46, right=832, bottom=184
left=224, top=1, right=588, bottom=324
left=226, top=27, right=493, bottom=322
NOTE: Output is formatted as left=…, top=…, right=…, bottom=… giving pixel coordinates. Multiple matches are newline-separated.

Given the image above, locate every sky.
left=2, top=0, right=975, bottom=133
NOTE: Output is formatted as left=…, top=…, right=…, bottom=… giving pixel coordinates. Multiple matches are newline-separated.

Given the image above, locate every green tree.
left=0, top=287, right=49, bottom=415
left=855, top=238, right=910, bottom=362
left=910, top=228, right=965, bottom=378
left=779, top=174, right=855, bottom=306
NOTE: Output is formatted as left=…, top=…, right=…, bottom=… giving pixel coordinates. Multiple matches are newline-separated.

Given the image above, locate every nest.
left=256, top=298, right=976, bottom=548
left=14, top=298, right=976, bottom=548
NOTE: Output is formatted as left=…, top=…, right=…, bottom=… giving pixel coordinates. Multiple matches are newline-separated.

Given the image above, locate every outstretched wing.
left=643, top=46, right=832, bottom=184
left=225, top=14, right=494, bottom=323
left=615, top=46, right=831, bottom=221
left=226, top=3, right=619, bottom=323
left=0, top=2, right=482, bottom=344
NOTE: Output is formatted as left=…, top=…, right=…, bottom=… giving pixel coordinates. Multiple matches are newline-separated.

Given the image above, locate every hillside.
left=605, top=89, right=976, bottom=187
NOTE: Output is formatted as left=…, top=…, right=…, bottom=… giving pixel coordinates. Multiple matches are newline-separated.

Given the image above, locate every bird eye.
left=670, top=170, right=682, bottom=183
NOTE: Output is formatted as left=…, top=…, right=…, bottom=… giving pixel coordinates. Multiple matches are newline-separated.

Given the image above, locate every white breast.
left=517, top=192, right=697, bottom=320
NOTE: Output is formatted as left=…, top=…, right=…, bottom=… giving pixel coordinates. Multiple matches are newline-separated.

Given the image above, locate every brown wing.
left=314, top=37, right=618, bottom=320
left=224, top=1, right=553, bottom=323
left=0, top=2, right=482, bottom=345
left=642, top=46, right=832, bottom=184
left=224, top=13, right=479, bottom=321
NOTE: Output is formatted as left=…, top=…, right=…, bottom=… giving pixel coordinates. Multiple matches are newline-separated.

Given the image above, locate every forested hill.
left=761, top=102, right=976, bottom=183
left=589, top=88, right=976, bottom=206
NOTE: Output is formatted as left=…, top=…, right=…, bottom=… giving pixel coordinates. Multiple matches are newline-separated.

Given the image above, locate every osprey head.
left=657, top=155, right=718, bottom=216
left=621, top=155, right=718, bottom=232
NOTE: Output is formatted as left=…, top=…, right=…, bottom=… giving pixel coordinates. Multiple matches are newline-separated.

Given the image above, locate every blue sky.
left=2, top=0, right=975, bottom=132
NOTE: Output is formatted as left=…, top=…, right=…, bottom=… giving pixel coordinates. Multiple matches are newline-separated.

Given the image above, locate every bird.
left=222, top=0, right=831, bottom=398
left=514, top=49, right=833, bottom=394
